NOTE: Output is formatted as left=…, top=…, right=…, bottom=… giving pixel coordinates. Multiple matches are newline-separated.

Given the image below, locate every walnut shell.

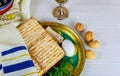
left=86, top=50, right=96, bottom=60
left=75, top=22, right=84, bottom=32
left=85, top=31, right=94, bottom=42
left=88, top=40, right=100, bottom=49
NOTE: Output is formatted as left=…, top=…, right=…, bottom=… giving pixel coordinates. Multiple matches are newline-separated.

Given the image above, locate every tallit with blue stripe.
left=0, top=23, right=38, bottom=76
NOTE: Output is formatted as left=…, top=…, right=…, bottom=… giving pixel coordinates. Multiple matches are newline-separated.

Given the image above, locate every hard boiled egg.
left=62, top=39, right=75, bottom=57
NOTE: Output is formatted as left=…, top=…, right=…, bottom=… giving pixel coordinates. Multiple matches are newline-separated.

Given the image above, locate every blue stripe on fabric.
left=2, top=46, right=26, bottom=56
left=3, top=60, right=34, bottom=74
left=0, top=64, right=2, bottom=70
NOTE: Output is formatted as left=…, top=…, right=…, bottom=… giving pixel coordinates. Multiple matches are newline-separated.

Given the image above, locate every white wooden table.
left=31, top=0, right=120, bottom=76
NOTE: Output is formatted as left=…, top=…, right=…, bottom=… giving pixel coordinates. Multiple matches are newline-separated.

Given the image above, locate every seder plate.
left=41, top=22, right=86, bottom=76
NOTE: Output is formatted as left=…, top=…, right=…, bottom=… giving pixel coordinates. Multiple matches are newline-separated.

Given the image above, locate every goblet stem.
left=53, top=0, right=69, bottom=20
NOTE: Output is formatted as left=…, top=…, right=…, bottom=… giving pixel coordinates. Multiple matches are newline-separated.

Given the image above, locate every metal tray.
left=41, top=22, right=86, bottom=76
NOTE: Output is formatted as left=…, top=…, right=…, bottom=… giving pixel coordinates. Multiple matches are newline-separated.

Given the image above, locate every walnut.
left=85, top=31, right=94, bottom=42
left=88, top=40, right=100, bottom=49
left=86, top=50, right=96, bottom=60
left=75, top=22, right=84, bottom=32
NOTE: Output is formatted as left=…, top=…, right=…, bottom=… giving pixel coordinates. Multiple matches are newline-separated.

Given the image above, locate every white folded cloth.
left=0, top=23, right=38, bottom=76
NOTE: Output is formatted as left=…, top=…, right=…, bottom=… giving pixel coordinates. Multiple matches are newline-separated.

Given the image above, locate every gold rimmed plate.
left=41, top=22, right=86, bottom=76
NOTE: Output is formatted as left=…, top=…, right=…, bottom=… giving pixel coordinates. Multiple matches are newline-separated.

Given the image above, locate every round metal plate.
left=41, top=22, right=86, bottom=76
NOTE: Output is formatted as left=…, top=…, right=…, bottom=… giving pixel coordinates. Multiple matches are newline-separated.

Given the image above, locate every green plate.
left=41, top=22, right=86, bottom=76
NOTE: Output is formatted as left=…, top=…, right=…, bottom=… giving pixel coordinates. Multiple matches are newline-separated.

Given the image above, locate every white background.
left=31, top=0, right=120, bottom=76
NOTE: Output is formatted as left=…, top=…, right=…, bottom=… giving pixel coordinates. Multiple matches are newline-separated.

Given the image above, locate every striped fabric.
left=0, top=54, right=4, bottom=75
left=1, top=46, right=38, bottom=76
left=0, top=23, right=38, bottom=76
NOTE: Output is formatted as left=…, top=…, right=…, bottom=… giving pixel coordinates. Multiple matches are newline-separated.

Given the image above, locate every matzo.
left=17, top=18, right=65, bottom=76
